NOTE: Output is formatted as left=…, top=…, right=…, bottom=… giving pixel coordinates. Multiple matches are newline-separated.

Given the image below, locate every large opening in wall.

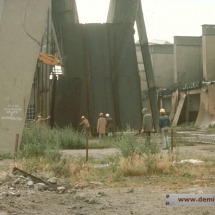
left=162, top=96, right=172, bottom=117
left=188, top=94, right=200, bottom=122
left=178, top=93, right=200, bottom=125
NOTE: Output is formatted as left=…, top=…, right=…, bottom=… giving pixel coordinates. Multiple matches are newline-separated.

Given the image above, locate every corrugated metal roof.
left=135, top=39, right=172, bottom=45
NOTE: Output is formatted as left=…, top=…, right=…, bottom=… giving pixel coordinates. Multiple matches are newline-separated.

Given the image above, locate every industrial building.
left=136, top=25, right=215, bottom=127
left=0, top=0, right=214, bottom=154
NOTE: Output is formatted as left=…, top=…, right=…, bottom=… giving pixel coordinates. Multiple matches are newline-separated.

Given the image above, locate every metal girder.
left=107, top=0, right=140, bottom=24
left=135, top=1, right=159, bottom=131
left=107, top=0, right=159, bottom=131
left=52, top=0, right=79, bottom=24
left=54, top=23, right=142, bottom=132
left=52, top=0, right=79, bottom=72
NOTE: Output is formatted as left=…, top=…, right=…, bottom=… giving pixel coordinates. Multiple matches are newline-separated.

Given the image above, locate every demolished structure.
left=0, top=0, right=156, bottom=153
left=136, top=25, right=215, bottom=128
left=0, top=0, right=214, bottom=154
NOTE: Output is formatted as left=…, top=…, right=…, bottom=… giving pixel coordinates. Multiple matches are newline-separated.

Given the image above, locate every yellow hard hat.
left=38, top=115, right=42, bottom=118
left=160, top=108, right=165, bottom=113
left=81, top=116, right=85, bottom=119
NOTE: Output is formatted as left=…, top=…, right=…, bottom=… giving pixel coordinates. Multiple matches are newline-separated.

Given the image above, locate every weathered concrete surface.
left=174, top=36, right=202, bottom=84
left=195, top=25, right=215, bottom=128
left=195, top=84, right=215, bottom=128
left=202, top=25, right=215, bottom=81
left=0, top=0, right=50, bottom=153
left=150, top=45, right=174, bottom=88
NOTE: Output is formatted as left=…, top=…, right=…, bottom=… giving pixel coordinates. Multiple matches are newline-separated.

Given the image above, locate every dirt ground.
left=0, top=142, right=215, bottom=215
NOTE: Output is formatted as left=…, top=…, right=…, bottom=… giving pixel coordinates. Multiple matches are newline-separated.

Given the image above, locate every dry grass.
left=118, top=153, right=173, bottom=176
left=14, top=144, right=215, bottom=189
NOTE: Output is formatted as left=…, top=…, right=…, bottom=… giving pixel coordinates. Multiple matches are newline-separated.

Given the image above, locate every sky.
left=76, top=0, right=215, bottom=43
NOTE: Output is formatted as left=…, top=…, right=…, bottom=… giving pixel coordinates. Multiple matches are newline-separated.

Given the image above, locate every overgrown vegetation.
left=208, top=124, right=215, bottom=129
left=0, top=151, right=13, bottom=159
left=12, top=125, right=215, bottom=188
left=22, top=124, right=86, bottom=149
left=173, top=122, right=198, bottom=131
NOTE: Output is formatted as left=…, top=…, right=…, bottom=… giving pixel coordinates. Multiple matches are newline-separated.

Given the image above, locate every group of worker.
left=141, top=107, right=170, bottom=150
left=79, top=112, right=114, bottom=139
left=35, top=108, right=170, bottom=148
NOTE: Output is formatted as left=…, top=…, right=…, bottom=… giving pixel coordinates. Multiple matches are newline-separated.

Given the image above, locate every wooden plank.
left=172, top=94, right=186, bottom=126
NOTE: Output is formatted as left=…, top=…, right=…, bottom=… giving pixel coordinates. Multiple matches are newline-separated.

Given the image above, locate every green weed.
left=0, top=151, right=13, bottom=159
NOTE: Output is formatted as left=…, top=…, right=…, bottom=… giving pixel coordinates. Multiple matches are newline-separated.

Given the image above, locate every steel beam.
left=107, top=0, right=140, bottom=24
left=107, top=0, right=159, bottom=131
left=135, top=1, right=159, bottom=131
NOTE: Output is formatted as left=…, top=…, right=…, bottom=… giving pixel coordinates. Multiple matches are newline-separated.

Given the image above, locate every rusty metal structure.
left=0, top=0, right=158, bottom=153
left=34, top=0, right=157, bottom=134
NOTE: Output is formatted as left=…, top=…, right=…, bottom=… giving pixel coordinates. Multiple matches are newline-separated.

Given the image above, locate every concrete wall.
left=136, top=43, right=174, bottom=117
left=174, top=36, right=203, bottom=84
left=0, top=0, right=50, bottom=153
left=202, top=25, right=215, bottom=81
left=149, top=44, right=174, bottom=88
left=136, top=43, right=174, bottom=90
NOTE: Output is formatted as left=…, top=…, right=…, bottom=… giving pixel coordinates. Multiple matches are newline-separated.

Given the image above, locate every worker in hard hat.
left=97, top=113, right=107, bottom=139
left=159, top=108, right=170, bottom=150
left=105, top=113, right=113, bottom=137
left=79, top=116, right=91, bottom=136
left=36, top=115, right=51, bottom=124
left=141, top=108, right=153, bottom=143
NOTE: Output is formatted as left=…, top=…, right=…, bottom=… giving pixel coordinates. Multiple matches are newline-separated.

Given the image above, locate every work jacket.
left=97, top=117, right=107, bottom=134
left=159, top=115, right=170, bottom=128
left=142, top=113, right=153, bottom=132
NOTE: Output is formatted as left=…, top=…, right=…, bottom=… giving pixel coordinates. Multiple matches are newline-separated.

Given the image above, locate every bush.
left=116, top=134, right=161, bottom=158
left=56, top=126, right=85, bottom=149
left=19, top=124, right=86, bottom=160
left=0, top=151, right=13, bottom=159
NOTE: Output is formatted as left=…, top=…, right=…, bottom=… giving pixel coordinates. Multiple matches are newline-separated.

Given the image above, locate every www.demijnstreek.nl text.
left=166, top=194, right=215, bottom=206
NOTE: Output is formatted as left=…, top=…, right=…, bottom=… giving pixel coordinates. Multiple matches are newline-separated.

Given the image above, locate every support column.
left=202, top=25, right=215, bottom=81
left=0, top=0, right=51, bottom=153
left=136, top=1, right=159, bottom=131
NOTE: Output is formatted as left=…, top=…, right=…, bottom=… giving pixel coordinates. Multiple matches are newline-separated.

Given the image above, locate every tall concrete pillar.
left=0, top=0, right=50, bottom=153
left=202, top=25, right=215, bottom=81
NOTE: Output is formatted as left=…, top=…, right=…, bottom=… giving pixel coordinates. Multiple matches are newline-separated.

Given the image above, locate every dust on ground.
left=0, top=140, right=215, bottom=215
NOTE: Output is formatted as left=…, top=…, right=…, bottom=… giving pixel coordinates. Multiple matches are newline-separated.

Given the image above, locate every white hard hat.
left=105, top=113, right=110, bottom=117
left=142, top=108, right=147, bottom=115
left=160, top=108, right=165, bottom=113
